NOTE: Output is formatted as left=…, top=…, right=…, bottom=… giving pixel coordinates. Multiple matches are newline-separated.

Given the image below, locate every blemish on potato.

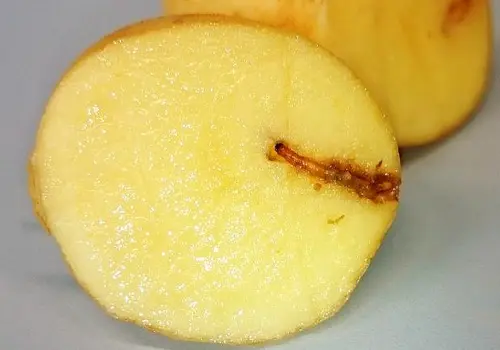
left=313, top=183, right=322, bottom=191
left=442, top=0, right=474, bottom=35
left=275, top=142, right=401, bottom=203
left=266, top=140, right=281, bottom=161
left=328, top=215, right=345, bottom=225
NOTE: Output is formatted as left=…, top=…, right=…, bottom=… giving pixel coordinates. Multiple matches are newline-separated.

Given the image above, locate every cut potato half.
left=29, top=16, right=401, bottom=344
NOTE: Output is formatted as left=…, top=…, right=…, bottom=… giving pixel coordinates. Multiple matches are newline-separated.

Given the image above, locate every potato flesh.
left=164, top=0, right=492, bottom=146
left=31, top=18, right=399, bottom=343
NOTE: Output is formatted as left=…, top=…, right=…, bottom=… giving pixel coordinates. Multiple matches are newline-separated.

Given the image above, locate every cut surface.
left=30, top=16, right=400, bottom=344
left=164, top=0, right=492, bottom=147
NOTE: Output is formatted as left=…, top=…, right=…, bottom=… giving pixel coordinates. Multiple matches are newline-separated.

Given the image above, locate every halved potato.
left=29, top=16, right=400, bottom=344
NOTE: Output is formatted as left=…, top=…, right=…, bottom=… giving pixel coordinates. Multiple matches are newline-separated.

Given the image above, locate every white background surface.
left=0, top=1, right=499, bottom=349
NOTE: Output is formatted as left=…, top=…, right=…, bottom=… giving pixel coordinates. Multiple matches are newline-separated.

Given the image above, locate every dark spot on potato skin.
left=442, top=0, right=474, bottom=35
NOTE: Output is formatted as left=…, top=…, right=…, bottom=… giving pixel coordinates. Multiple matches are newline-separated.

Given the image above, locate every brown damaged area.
left=274, top=142, right=400, bottom=204
left=442, top=0, right=475, bottom=35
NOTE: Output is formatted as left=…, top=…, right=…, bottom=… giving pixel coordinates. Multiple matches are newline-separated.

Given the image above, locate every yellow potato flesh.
left=30, top=17, right=400, bottom=344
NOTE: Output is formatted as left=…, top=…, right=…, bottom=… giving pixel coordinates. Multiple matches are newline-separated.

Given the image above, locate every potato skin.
left=28, top=160, right=50, bottom=234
